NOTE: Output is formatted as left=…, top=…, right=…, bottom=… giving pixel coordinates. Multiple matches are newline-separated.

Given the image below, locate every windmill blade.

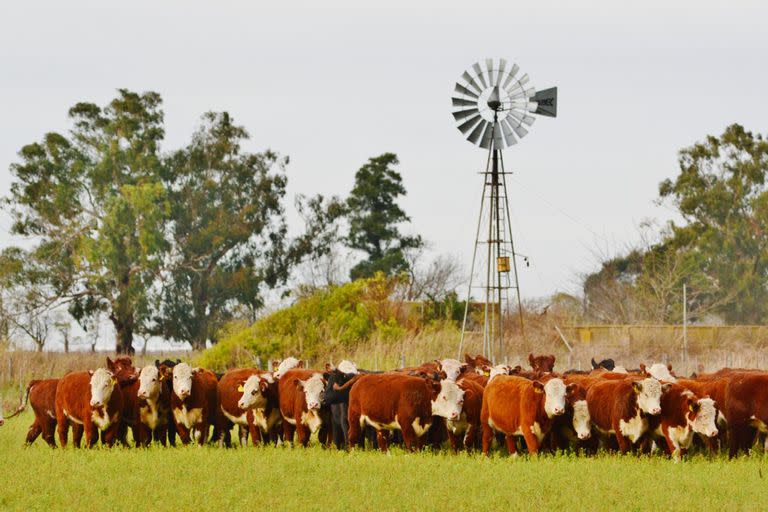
left=522, top=115, right=536, bottom=126
left=501, top=63, right=520, bottom=89
left=500, top=120, right=518, bottom=146
left=452, top=107, right=480, bottom=122
left=452, top=96, right=477, bottom=107
left=479, top=122, right=494, bottom=149
left=472, top=62, right=488, bottom=89
left=532, top=87, right=558, bottom=117
left=526, top=101, right=539, bottom=112
left=512, top=124, right=528, bottom=138
left=467, top=120, right=487, bottom=145
left=457, top=114, right=482, bottom=134
left=461, top=71, right=483, bottom=95
left=492, top=122, right=505, bottom=149
left=486, top=58, right=496, bottom=88
left=496, top=59, right=507, bottom=86
left=454, top=82, right=479, bottom=99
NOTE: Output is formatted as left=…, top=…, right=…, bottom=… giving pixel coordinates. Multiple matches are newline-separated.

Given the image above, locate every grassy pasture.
left=1, top=411, right=766, bottom=511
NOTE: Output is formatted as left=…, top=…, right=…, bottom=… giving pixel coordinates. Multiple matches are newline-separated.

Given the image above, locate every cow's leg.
left=481, top=423, right=494, bottom=455
left=26, top=418, right=43, bottom=446
left=196, top=422, right=210, bottom=445
left=167, top=414, right=178, bottom=446
left=42, top=418, right=57, bottom=448
left=56, top=416, right=69, bottom=448
left=505, top=434, right=518, bottom=455
left=400, top=422, right=418, bottom=452
left=83, top=419, right=97, bottom=448
left=376, top=430, right=389, bottom=452
left=175, top=422, right=191, bottom=445
left=103, top=422, right=120, bottom=447
left=248, top=422, right=261, bottom=446
left=282, top=421, right=296, bottom=446
left=72, top=424, right=84, bottom=448
left=614, top=427, right=631, bottom=455
left=156, top=424, right=168, bottom=447
left=296, top=422, right=311, bottom=448
left=347, top=408, right=362, bottom=449
left=465, top=425, right=477, bottom=452
left=447, top=429, right=459, bottom=453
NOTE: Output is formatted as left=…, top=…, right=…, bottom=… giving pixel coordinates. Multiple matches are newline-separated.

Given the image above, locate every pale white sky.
left=1, top=0, right=766, bottom=324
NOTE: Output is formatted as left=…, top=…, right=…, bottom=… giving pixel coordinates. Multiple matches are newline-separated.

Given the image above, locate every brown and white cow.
left=19, top=379, right=59, bottom=447
left=238, top=372, right=281, bottom=445
left=722, top=372, right=768, bottom=458
left=647, top=384, right=718, bottom=460
left=586, top=377, right=667, bottom=453
left=547, top=380, right=592, bottom=451
left=272, top=357, right=304, bottom=379
left=279, top=369, right=331, bottom=447
left=162, top=363, right=218, bottom=445
left=217, top=368, right=278, bottom=446
left=481, top=375, right=568, bottom=455
left=446, top=378, right=483, bottom=452
left=55, top=369, right=123, bottom=448
left=134, top=365, right=173, bottom=446
left=345, top=373, right=464, bottom=452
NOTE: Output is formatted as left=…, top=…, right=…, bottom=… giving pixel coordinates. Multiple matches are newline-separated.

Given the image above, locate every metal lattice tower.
left=451, top=58, right=557, bottom=363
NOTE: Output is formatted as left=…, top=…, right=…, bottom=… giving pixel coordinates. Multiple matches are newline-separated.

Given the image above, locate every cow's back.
left=483, top=376, right=534, bottom=433
left=55, top=372, right=92, bottom=420
left=724, top=372, right=768, bottom=424
left=586, top=379, right=634, bottom=430
left=349, top=374, right=431, bottom=424
left=30, top=379, right=59, bottom=417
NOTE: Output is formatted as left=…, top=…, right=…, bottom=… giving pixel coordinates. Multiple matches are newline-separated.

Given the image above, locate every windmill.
left=452, top=58, right=557, bottom=363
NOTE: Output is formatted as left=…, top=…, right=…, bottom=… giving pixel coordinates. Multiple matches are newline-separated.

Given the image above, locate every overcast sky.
left=1, top=0, right=766, bottom=309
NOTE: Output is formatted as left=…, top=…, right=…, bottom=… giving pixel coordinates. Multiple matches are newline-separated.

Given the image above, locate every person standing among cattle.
left=55, top=368, right=124, bottom=448
left=163, top=363, right=218, bottom=445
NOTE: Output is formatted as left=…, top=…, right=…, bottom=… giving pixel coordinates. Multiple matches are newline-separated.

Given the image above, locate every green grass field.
left=0, top=411, right=766, bottom=511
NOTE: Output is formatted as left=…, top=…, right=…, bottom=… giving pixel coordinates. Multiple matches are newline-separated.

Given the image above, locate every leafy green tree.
left=659, top=124, right=768, bottom=323
left=6, top=90, right=169, bottom=353
left=154, top=112, right=291, bottom=350
left=346, top=153, right=422, bottom=280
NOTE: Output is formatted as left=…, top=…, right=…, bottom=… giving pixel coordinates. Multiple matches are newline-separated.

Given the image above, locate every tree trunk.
left=112, top=316, right=135, bottom=355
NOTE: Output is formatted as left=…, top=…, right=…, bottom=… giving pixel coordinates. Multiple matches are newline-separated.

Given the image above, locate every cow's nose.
left=709, top=430, right=718, bottom=438
left=554, top=407, right=564, bottom=415
left=90, top=401, right=101, bottom=407
left=579, top=432, right=591, bottom=440
left=450, top=411, right=459, bottom=419
left=651, top=407, right=661, bottom=415
left=138, top=391, right=147, bottom=398
left=308, top=402, right=319, bottom=410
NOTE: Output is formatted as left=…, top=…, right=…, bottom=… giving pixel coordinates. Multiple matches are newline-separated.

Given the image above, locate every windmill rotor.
left=451, top=58, right=557, bottom=149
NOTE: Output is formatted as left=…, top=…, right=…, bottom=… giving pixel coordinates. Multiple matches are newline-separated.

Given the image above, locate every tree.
left=6, top=90, right=169, bottom=353
left=153, top=112, right=291, bottom=350
left=346, top=153, right=422, bottom=280
left=659, top=124, right=768, bottom=323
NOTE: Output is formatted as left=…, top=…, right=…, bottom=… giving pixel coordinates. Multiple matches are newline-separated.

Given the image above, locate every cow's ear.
left=191, top=367, right=201, bottom=375
left=88, top=370, right=94, bottom=376
left=259, top=379, right=269, bottom=392
left=639, top=363, right=648, bottom=375
left=294, top=378, right=303, bottom=389
left=464, top=353, right=473, bottom=364
left=272, top=360, right=280, bottom=371
left=155, top=359, right=161, bottom=368
left=532, top=381, right=544, bottom=394
left=661, top=383, right=673, bottom=393
left=297, top=360, right=305, bottom=369
left=106, top=357, right=114, bottom=370
left=591, top=358, right=598, bottom=369
left=528, top=353, right=535, bottom=365
left=237, top=383, right=245, bottom=393
left=667, top=363, right=673, bottom=372
left=566, top=383, right=577, bottom=396
left=175, top=359, right=181, bottom=364
left=459, top=365, right=467, bottom=374
left=632, top=381, right=641, bottom=394
left=429, top=380, right=441, bottom=394
left=689, top=401, right=700, bottom=414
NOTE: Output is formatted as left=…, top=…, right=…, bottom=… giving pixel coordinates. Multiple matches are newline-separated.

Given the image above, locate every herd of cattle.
left=2, top=353, right=768, bottom=459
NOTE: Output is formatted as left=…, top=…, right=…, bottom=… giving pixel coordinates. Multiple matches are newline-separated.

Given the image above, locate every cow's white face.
left=431, top=380, right=465, bottom=420
left=439, top=359, right=464, bottom=382
left=172, top=363, right=196, bottom=399
left=336, top=360, right=358, bottom=375
left=635, top=378, right=663, bottom=415
left=299, top=374, right=325, bottom=411
left=89, top=368, right=115, bottom=408
left=238, top=375, right=269, bottom=410
left=572, top=400, right=591, bottom=439
left=543, top=378, right=567, bottom=417
left=648, top=363, right=676, bottom=382
left=691, top=397, right=719, bottom=438
left=274, top=357, right=300, bottom=379
left=138, top=365, right=162, bottom=400
left=488, top=365, right=510, bottom=381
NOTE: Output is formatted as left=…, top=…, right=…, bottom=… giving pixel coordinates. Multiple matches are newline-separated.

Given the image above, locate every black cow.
left=591, top=357, right=615, bottom=371
left=155, top=359, right=181, bottom=446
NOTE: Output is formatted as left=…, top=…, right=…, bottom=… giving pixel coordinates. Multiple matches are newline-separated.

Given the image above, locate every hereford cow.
left=134, top=365, right=173, bottom=446
left=55, top=369, right=123, bottom=448
left=14, top=379, right=59, bottom=447
left=647, top=384, right=718, bottom=460
left=217, top=368, right=277, bottom=447
left=162, top=363, right=218, bottom=445
left=644, top=363, right=677, bottom=382
left=446, top=378, right=484, bottom=452
left=586, top=377, right=667, bottom=453
left=529, top=353, right=556, bottom=373
left=722, top=372, right=768, bottom=458
left=547, top=380, right=592, bottom=452
left=237, top=372, right=281, bottom=445
left=273, top=357, right=304, bottom=379
left=676, top=377, right=728, bottom=451
left=279, top=369, right=331, bottom=447
left=345, top=373, right=464, bottom=452
left=437, top=359, right=467, bottom=381
left=481, top=375, right=568, bottom=455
